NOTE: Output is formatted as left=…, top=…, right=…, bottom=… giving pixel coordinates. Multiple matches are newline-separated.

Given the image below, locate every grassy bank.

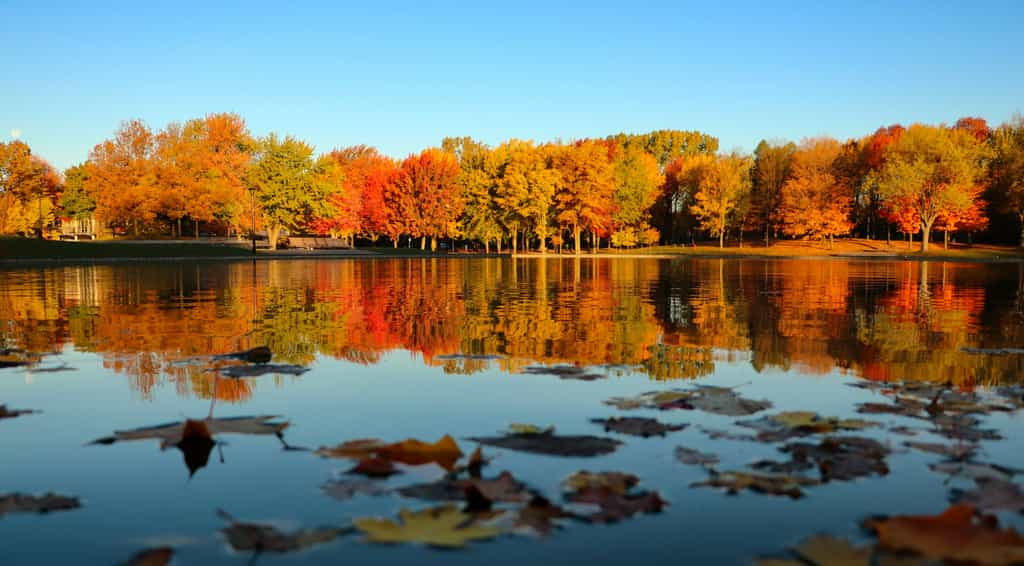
left=597, top=239, right=1024, bottom=261
left=0, top=237, right=254, bottom=260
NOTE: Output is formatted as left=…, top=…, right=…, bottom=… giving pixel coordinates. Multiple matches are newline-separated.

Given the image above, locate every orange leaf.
left=866, top=504, right=1024, bottom=565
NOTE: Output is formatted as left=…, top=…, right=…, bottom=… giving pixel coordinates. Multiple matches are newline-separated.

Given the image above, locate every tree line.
left=2, top=113, right=1023, bottom=251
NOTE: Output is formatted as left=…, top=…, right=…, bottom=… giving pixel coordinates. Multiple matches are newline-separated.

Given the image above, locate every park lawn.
left=0, top=237, right=254, bottom=260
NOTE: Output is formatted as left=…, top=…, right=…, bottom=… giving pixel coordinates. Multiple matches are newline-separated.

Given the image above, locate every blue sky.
left=2, top=0, right=1021, bottom=171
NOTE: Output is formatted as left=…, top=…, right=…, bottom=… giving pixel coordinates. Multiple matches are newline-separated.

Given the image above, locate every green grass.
left=0, top=237, right=254, bottom=260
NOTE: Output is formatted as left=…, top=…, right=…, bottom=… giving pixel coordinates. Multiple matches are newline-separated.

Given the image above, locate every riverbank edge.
left=3, top=249, right=1024, bottom=266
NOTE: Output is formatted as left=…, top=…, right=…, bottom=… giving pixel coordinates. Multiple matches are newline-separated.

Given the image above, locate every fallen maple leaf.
left=122, top=547, right=174, bottom=566
left=217, top=509, right=349, bottom=553
left=591, top=416, right=687, bottom=437
left=563, top=471, right=639, bottom=495
left=353, top=505, right=502, bottom=548
left=691, top=471, right=818, bottom=499
left=675, top=446, right=720, bottom=468
left=865, top=504, right=1024, bottom=564
left=468, top=432, right=621, bottom=457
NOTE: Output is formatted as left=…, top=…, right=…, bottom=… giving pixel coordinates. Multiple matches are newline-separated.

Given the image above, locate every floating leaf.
left=505, top=423, right=555, bottom=435
left=0, top=404, right=38, bottom=420
left=217, top=364, right=309, bottom=378
left=738, top=411, right=878, bottom=441
left=760, top=534, right=873, bottom=566
left=512, top=496, right=573, bottom=536
left=591, top=417, right=687, bottom=437
left=674, top=446, right=720, bottom=468
left=212, top=346, right=272, bottom=364
left=567, top=489, right=666, bottom=523
left=217, top=509, right=347, bottom=553
left=904, top=441, right=977, bottom=460
left=322, top=479, right=389, bottom=501
left=468, top=431, right=620, bottom=457
left=865, top=504, right=1024, bottom=564
left=522, top=365, right=604, bottom=381
left=563, top=471, right=638, bottom=495
left=348, top=457, right=400, bottom=478
left=89, top=416, right=290, bottom=477
left=317, top=435, right=463, bottom=471
left=698, top=426, right=757, bottom=442
left=398, top=471, right=535, bottom=504
left=951, top=479, right=1024, bottom=513
left=122, top=547, right=174, bottom=566
left=929, top=462, right=1019, bottom=483
left=691, top=471, right=818, bottom=498
left=353, top=505, right=502, bottom=548
left=780, top=436, right=890, bottom=482
left=604, top=386, right=771, bottom=416
left=0, top=492, right=81, bottom=517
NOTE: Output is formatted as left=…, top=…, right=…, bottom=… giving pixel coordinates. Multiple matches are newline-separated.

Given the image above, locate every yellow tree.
left=875, top=124, right=990, bottom=251
left=779, top=138, right=853, bottom=248
left=689, top=154, right=752, bottom=248
left=554, top=140, right=615, bottom=253
left=85, top=120, right=159, bottom=235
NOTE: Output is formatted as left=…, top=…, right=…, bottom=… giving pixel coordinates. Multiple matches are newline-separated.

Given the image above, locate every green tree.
left=59, top=163, right=96, bottom=221
left=991, top=117, right=1024, bottom=247
left=246, top=134, right=333, bottom=249
left=875, top=124, right=990, bottom=251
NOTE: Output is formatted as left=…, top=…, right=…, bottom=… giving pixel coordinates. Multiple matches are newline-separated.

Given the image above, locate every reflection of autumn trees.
left=1, top=258, right=1022, bottom=401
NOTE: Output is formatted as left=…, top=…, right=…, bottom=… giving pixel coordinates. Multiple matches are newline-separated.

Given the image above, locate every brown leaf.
left=348, top=457, right=400, bottom=478
left=567, top=489, right=666, bottom=523
left=780, top=437, right=890, bottom=482
left=691, top=471, right=818, bottom=498
left=122, top=547, right=174, bottom=566
left=951, top=479, right=1024, bottom=513
left=0, top=404, right=39, bottom=420
left=0, top=492, right=81, bottom=517
left=591, top=417, right=687, bottom=437
left=513, top=496, right=573, bottom=536
left=563, top=471, right=639, bottom=495
left=904, top=441, right=977, bottom=460
left=865, top=504, right=1024, bottom=564
left=398, top=471, right=536, bottom=504
left=217, top=509, right=347, bottom=553
left=674, top=446, right=720, bottom=468
left=468, top=432, right=620, bottom=457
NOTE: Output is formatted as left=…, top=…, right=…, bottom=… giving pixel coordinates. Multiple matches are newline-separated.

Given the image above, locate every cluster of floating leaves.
left=6, top=345, right=1024, bottom=564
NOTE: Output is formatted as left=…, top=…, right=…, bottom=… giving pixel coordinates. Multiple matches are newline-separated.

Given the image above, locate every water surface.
left=1, top=258, right=1023, bottom=564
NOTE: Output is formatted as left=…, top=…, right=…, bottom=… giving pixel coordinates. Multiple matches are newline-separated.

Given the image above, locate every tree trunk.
left=944, top=229, right=949, bottom=249
left=484, top=240, right=490, bottom=254
left=538, top=233, right=546, bottom=254
left=267, top=226, right=281, bottom=250
left=195, top=221, right=199, bottom=240
left=718, top=231, right=724, bottom=249
left=765, top=223, right=770, bottom=247
left=393, top=238, right=398, bottom=249
left=431, top=237, right=437, bottom=252
left=573, top=225, right=581, bottom=254
left=920, top=220, right=933, bottom=252
left=177, top=218, right=182, bottom=238
left=420, top=236, right=426, bottom=250
left=497, top=238, right=502, bottom=254
left=512, top=228, right=518, bottom=254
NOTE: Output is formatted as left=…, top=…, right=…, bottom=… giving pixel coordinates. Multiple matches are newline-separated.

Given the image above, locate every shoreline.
left=3, top=249, right=1024, bottom=266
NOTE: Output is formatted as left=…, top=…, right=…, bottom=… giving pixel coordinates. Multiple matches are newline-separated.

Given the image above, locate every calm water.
left=1, top=257, right=1023, bottom=564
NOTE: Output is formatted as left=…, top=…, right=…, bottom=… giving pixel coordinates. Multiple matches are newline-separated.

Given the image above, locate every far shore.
left=2, top=237, right=1023, bottom=266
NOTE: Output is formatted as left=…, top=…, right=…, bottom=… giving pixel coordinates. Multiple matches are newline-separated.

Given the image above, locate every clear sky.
left=2, top=0, right=1022, bottom=171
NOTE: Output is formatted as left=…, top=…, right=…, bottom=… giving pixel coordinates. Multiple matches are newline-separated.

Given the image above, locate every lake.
left=1, top=257, right=1023, bottom=565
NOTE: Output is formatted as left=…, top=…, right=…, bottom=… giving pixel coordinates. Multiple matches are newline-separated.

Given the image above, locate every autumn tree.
left=689, top=153, right=752, bottom=248
left=606, top=130, right=718, bottom=168
left=779, top=138, right=853, bottom=248
left=245, top=134, right=333, bottom=249
left=750, top=140, right=796, bottom=245
left=875, top=124, right=990, bottom=251
left=391, top=149, right=462, bottom=250
left=554, top=140, right=615, bottom=253
left=323, top=146, right=398, bottom=244
left=443, top=137, right=503, bottom=252
left=309, top=154, right=359, bottom=244
left=85, top=120, right=159, bottom=235
left=491, top=140, right=559, bottom=252
left=0, top=141, right=61, bottom=236
left=611, top=144, right=663, bottom=247
left=991, top=117, right=1024, bottom=247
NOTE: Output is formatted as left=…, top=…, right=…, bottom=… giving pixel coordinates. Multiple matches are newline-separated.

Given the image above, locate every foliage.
left=689, top=153, right=752, bottom=248
left=779, top=137, right=853, bottom=246
left=875, top=124, right=990, bottom=251
left=246, top=134, right=334, bottom=249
